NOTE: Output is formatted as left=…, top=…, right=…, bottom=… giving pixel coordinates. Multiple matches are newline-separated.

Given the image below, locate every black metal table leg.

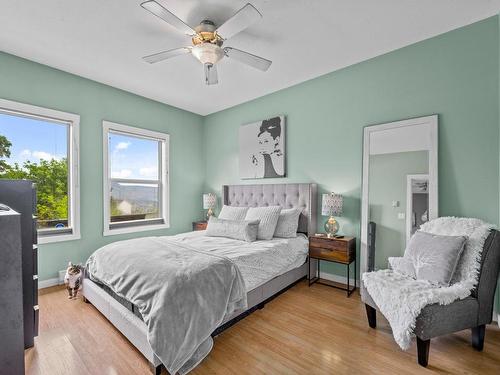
left=308, top=256, right=310, bottom=286
left=355, top=257, right=357, bottom=291
left=347, top=262, right=350, bottom=297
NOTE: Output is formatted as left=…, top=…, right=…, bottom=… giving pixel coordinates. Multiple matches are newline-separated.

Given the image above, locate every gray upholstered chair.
left=363, top=228, right=500, bottom=367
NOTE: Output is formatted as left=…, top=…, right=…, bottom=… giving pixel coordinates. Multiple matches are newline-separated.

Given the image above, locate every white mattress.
left=166, top=231, right=309, bottom=292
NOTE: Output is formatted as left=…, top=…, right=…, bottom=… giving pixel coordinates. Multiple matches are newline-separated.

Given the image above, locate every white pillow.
left=274, top=208, right=302, bottom=238
left=218, top=205, right=249, bottom=221
left=244, top=206, right=282, bottom=240
left=205, top=216, right=260, bottom=242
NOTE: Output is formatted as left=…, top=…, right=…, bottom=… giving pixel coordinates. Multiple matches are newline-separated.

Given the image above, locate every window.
left=0, top=98, right=80, bottom=243
left=103, top=121, right=169, bottom=235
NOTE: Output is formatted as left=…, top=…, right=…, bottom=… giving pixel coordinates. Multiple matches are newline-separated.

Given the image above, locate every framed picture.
left=239, top=115, right=285, bottom=179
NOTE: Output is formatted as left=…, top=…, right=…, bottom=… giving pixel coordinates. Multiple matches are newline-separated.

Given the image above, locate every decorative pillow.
left=205, top=216, right=260, bottom=242
left=404, top=231, right=467, bottom=286
left=218, top=205, right=249, bottom=221
left=244, top=206, right=282, bottom=240
left=388, top=257, right=416, bottom=278
left=274, top=208, right=302, bottom=238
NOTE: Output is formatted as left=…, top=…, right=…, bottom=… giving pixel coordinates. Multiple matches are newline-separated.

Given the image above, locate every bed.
left=82, top=183, right=317, bottom=374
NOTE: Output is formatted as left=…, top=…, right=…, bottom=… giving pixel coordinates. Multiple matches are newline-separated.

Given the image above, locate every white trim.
left=104, top=222, right=170, bottom=236
left=0, top=98, right=81, bottom=244
left=319, top=270, right=359, bottom=286
left=360, top=115, right=438, bottom=282
left=38, top=277, right=60, bottom=289
left=405, top=174, right=429, bottom=245
left=102, top=120, right=170, bottom=236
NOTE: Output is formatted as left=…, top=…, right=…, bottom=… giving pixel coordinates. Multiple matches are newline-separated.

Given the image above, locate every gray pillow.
left=218, top=205, right=249, bottom=221
left=274, top=208, right=302, bottom=238
left=388, top=256, right=416, bottom=278
left=404, top=231, right=467, bottom=286
left=205, top=216, right=260, bottom=242
left=244, top=206, right=282, bottom=240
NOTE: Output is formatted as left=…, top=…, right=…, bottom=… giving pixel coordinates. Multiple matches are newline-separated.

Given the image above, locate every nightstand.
left=192, top=221, right=207, bottom=231
left=308, top=235, right=356, bottom=296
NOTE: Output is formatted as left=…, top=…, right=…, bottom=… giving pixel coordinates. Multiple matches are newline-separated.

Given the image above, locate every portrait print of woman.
left=239, top=115, right=285, bottom=179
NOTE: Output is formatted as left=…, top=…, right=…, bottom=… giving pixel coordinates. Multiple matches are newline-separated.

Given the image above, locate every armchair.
left=363, top=228, right=500, bottom=367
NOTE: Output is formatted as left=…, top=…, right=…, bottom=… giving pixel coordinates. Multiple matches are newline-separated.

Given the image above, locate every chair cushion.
left=405, top=231, right=467, bottom=286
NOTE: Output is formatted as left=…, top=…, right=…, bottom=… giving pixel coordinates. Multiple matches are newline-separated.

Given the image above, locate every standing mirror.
left=360, top=115, right=438, bottom=278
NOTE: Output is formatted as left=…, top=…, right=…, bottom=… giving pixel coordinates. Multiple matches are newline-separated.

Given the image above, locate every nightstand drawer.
left=192, top=221, right=208, bottom=231
left=309, top=247, right=350, bottom=263
left=309, top=237, right=349, bottom=251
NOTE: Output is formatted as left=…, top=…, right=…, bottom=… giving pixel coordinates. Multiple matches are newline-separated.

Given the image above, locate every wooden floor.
left=27, top=282, right=500, bottom=375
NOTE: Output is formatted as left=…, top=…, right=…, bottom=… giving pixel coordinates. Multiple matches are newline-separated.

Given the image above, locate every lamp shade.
left=321, top=193, right=343, bottom=216
left=203, top=193, right=217, bottom=209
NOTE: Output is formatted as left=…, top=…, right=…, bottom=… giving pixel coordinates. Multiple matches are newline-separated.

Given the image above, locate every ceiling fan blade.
left=204, top=63, right=218, bottom=85
left=142, top=47, right=191, bottom=64
left=215, top=3, right=262, bottom=40
left=141, top=1, right=196, bottom=36
left=223, top=47, right=271, bottom=71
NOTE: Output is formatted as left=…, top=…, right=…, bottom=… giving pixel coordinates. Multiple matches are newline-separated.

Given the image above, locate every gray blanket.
left=86, top=236, right=247, bottom=374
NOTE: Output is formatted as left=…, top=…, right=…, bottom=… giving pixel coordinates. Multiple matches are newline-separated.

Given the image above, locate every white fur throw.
left=362, top=217, right=493, bottom=350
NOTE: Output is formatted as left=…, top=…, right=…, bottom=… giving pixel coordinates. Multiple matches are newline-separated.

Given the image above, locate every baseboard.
left=319, top=270, right=359, bottom=286
left=38, top=277, right=61, bottom=289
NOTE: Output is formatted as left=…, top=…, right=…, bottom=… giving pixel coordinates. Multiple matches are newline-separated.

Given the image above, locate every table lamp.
left=203, top=193, right=217, bottom=220
left=321, top=192, right=343, bottom=238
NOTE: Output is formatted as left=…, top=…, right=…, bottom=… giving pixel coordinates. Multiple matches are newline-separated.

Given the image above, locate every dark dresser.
left=0, top=207, right=24, bottom=374
left=0, top=180, right=39, bottom=350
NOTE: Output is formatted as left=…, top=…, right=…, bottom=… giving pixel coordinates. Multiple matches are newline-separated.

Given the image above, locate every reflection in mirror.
left=368, top=151, right=429, bottom=270
left=407, top=174, right=429, bottom=241
left=360, top=115, right=438, bottom=280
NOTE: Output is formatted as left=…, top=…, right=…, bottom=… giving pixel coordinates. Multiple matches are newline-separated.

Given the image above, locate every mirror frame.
left=360, top=115, right=438, bottom=282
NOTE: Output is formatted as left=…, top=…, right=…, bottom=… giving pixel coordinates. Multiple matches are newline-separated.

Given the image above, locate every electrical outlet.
left=398, top=212, right=405, bottom=220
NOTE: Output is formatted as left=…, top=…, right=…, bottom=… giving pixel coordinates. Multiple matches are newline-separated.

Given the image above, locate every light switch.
left=392, top=200, right=399, bottom=208
left=398, top=212, right=405, bottom=220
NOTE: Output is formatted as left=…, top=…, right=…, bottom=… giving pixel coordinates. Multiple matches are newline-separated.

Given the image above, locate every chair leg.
left=471, top=324, right=485, bottom=351
left=416, top=337, right=430, bottom=367
left=365, top=304, right=376, bottom=328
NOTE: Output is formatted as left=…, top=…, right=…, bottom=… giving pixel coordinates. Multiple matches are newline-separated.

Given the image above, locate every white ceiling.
left=1, top=1, right=499, bottom=115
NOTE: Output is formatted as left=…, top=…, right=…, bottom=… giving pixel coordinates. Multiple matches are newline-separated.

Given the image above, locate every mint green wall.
left=1, top=16, right=499, bottom=288
left=369, top=151, right=428, bottom=269
left=0, top=52, right=205, bottom=281
left=203, top=17, right=499, bottom=277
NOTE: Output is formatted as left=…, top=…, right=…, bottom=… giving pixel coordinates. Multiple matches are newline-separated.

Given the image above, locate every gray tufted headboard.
left=222, top=183, right=317, bottom=236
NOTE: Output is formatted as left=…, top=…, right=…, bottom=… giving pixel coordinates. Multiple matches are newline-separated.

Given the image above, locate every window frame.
left=102, top=120, right=170, bottom=236
left=0, top=98, right=81, bottom=244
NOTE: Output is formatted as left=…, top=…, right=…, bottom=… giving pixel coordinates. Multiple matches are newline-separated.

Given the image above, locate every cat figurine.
left=64, top=262, right=83, bottom=299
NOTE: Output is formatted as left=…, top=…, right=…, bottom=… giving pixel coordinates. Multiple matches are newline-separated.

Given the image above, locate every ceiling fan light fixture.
left=192, top=43, right=224, bottom=65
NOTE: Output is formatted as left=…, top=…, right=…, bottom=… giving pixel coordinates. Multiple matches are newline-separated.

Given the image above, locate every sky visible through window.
left=0, top=112, right=70, bottom=229
left=109, top=132, right=159, bottom=180
left=109, top=132, right=161, bottom=222
left=0, top=112, right=67, bottom=164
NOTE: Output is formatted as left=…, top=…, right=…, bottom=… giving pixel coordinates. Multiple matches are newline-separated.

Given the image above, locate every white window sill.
left=103, top=222, right=170, bottom=237
left=38, top=232, right=81, bottom=244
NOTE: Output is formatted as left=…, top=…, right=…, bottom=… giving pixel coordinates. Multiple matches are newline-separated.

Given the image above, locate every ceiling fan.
left=140, top=1, right=272, bottom=85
